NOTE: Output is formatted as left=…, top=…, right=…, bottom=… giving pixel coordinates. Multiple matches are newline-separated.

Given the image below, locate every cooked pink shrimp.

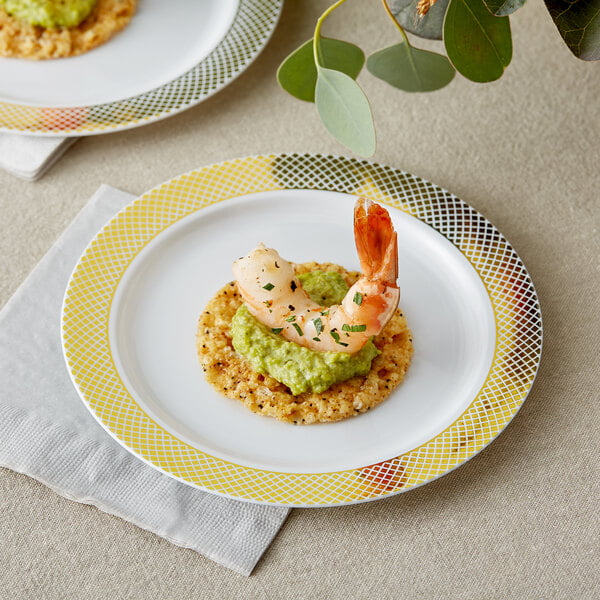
left=232, top=197, right=399, bottom=354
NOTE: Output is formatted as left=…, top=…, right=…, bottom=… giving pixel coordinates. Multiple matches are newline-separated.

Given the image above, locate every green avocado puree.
left=1, top=0, right=97, bottom=28
left=231, top=270, right=379, bottom=395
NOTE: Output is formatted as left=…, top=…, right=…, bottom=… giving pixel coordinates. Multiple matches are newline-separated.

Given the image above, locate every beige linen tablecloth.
left=1, top=1, right=598, bottom=597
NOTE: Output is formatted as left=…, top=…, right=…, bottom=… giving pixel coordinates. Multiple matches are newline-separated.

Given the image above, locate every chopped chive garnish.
left=263, top=300, right=272, bottom=307
left=271, top=327, right=283, bottom=334
left=330, top=331, right=349, bottom=347
left=320, top=309, right=329, bottom=316
left=342, top=324, right=367, bottom=332
left=313, top=317, right=323, bottom=335
left=285, top=315, right=296, bottom=322
left=312, top=337, right=321, bottom=342
left=353, top=292, right=363, bottom=305
left=262, top=283, right=274, bottom=291
left=292, top=323, right=303, bottom=336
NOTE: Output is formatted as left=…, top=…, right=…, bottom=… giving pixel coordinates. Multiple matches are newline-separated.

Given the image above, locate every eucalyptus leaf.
left=444, top=0, right=512, bottom=82
left=315, top=67, right=376, bottom=157
left=544, top=0, right=600, bottom=60
left=277, top=37, right=365, bottom=102
left=482, top=0, right=526, bottom=16
left=389, top=0, right=450, bottom=40
left=367, top=42, right=455, bottom=92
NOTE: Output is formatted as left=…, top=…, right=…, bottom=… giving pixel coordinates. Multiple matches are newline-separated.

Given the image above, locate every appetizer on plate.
left=0, top=0, right=136, bottom=59
left=197, top=198, right=413, bottom=424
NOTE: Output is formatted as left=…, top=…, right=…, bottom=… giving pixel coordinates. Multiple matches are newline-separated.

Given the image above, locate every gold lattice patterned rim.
left=0, top=0, right=282, bottom=136
left=62, top=154, right=543, bottom=506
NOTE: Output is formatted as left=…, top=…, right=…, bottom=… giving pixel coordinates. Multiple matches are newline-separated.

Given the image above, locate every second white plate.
left=0, top=0, right=238, bottom=107
left=0, top=0, right=282, bottom=134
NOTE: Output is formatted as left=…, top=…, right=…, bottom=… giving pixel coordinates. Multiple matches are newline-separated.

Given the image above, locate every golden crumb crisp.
left=196, top=262, right=413, bottom=425
left=0, top=0, right=137, bottom=60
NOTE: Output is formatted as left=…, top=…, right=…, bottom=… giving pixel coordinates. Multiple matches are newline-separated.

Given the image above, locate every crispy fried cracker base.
left=196, top=263, right=413, bottom=424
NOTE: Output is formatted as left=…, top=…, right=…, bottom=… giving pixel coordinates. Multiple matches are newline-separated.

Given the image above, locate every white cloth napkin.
left=0, top=132, right=76, bottom=181
left=0, top=184, right=290, bottom=575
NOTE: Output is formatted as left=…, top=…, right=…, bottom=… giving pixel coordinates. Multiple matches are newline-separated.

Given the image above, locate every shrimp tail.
left=354, top=197, right=398, bottom=285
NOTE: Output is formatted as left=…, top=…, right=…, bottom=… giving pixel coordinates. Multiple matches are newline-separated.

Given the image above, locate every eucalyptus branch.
left=277, top=0, right=598, bottom=157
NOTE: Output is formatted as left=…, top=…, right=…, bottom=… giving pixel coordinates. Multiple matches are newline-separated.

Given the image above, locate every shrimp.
left=232, top=197, right=399, bottom=354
